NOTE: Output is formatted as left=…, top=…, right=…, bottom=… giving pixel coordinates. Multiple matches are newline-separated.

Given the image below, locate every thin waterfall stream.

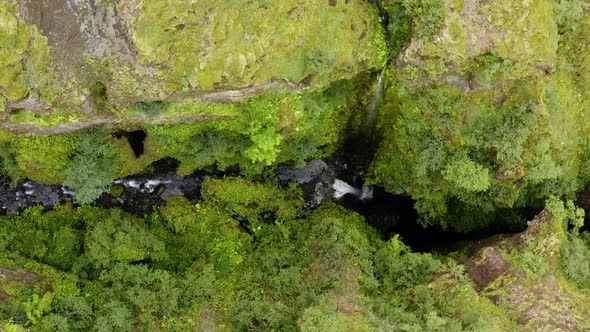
left=363, top=67, right=386, bottom=138
left=331, top=66, right=388, bottom=200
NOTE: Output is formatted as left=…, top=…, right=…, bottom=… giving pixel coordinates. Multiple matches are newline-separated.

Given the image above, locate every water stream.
left=363, top=67, right=386, bottom=138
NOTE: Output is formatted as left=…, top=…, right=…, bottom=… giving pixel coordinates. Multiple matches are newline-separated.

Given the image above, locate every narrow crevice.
left=91, top=82, right=108, bottom=111
left=148, top=157, right=181, bottom=173
left=368, top=0, right=391, bottom=43
left=337, top=186, right=533, bottom=253
left=114, top=129, right=147, bottom=158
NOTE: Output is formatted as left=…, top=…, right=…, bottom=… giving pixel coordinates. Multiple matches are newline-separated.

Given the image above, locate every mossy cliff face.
left=120, top=0, right=387, bottom=92
left=393, top=0, right=558, bottom=88
left=0, top=0, right=386, bottom=201
left=371, top=0, right=589, bottom=230
left=0, top=2, right=62, bottom=113
left=0, top=0, right=386, bottom=118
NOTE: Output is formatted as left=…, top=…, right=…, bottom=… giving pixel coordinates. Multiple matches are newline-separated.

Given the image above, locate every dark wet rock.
left=0, top=178, right=73, bottom=214
left=94, top=172, right=211, bottom=215
left=276, top=159, right=335, bottom=210
left=0, top=171, right=215, bottom=216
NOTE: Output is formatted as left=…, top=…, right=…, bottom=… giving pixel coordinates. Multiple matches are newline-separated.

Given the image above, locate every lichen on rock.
left=120, top=0, right=387, bottom=92
left=460, top=207, right=590, bottom=331
left=396, top=0, right=558, bottom=88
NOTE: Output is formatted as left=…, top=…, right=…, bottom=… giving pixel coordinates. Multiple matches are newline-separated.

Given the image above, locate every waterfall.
left=333, top=179, right=373, bottom=201
left=363, top=67, right=386, bottom=135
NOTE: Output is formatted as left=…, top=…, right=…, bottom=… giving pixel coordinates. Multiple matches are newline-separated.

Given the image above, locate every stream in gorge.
left=0, top=156, right=534, bottom=253
left=0, top=71, right=531, bottom=253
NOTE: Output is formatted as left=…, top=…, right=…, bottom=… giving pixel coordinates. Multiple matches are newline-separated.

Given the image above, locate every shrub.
left=63, top=130, right=117, bottom=204
left=560, top=232, right=590, bottom=288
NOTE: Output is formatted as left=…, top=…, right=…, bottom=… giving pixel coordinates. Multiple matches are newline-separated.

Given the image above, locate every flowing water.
left=363, top=67, right=386, bottom=138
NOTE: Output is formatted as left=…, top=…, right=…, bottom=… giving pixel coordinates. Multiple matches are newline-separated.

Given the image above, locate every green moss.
left=11, top=134, right=77, bottom=184
left=0, top=2, right=31, bottom=101
left=484, top=0, right=557, bottom=63
left=397, top=0, right=558, bottom=87
left=109, top=184, right=125, bottom=198
left=201, top=177, right=303, bottom=223
left=121, top=0, right=385, bottom=92
left=159, top=196, right=198, bottom=234
left=0, top=2, right=64, bottom=108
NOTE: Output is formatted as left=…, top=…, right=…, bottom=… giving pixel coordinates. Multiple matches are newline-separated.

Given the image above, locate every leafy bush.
left=373, top=235, right=442, bottom=291
left=63, top=130, right=117, bottom=204
left=84, top=209, right=167, bottom=268
left=553, top=0, right=586, bottom=33
left=299, top=300, right=346, bottom=332
left=383, top=0, right=445, bottom=41
left=442, top=155, right=490, bottom=192
left=560, top=232, right=590, bottom=288
left=0, top=205, right=83, bottom=270
left=202, top=177, right=303, bottom=223
left=228, top=301, right=297, bottom=332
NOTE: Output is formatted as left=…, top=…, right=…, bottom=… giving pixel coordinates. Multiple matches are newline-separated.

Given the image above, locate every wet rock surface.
left=276, top=159, right=335, bottom=210
left=0, top=158, right=429, bottom=249
left=94, top=172, right=211, bottom=216
left=0, top=172, right=214, bottom=216
left=0, top=178, right=73, bottom=215
left=0, top=159, right=345, bottom=216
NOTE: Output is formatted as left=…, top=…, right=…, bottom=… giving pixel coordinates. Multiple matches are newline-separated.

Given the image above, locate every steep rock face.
left=462, top=210, right=590, bottom=331
left=0, top=0, right=387, bottom=192
left=397, top=0, right=558, bottom=89
left=371, top=0, right=589, bottom=228
left=2, top=0, right=386, bottom=116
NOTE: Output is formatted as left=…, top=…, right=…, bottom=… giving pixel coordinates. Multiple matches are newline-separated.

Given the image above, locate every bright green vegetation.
left=1, top=0, right=590, bottom=329
left=3, top=178, right=587, bottom=331
left=1, top=183, right=588, bottom=330
left=121, top=0, right=387, bottom=91
left=553, top=197, right=590, bottom=289
left=0, top=77, right=366, bottom=202
left=370, top=0, right=590, bottom=231
left=0, top=178, right=530, bottom=331
left=0, top=2, right=61, bottom=111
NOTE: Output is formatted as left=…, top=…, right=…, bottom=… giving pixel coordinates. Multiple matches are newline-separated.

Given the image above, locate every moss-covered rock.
left=120, top=0, right=387, bottom=92
left=2, top=0, right=386, bottom=119
left=370, top=0, right=588, bottom=229
left=462, top=207, right=590, bottom=331
left=0, top=2, right=62, bottom=111
left=395, top=0, right=558, bottom=88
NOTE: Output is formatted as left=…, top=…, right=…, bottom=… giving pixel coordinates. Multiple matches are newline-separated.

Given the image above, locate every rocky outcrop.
left=276, top=159, right=336, bottom=210
left=396, top=0, right=558, bottom=89
left=461, top=210, right=590, bottom=331
left=1, top=0, right=387, bottom=120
